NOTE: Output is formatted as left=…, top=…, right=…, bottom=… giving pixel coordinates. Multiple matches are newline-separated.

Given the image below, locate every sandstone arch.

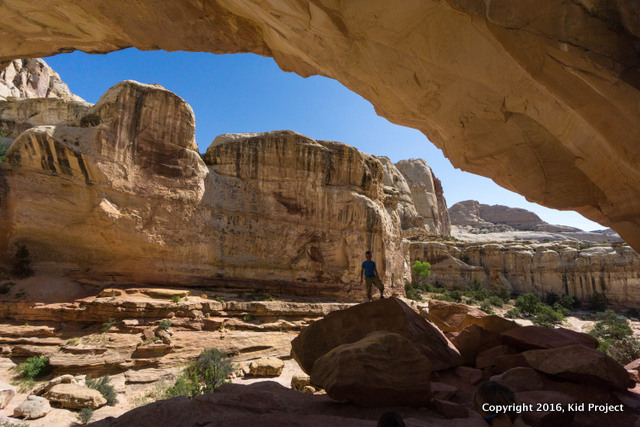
left=1, top=0, right=639, bottom=250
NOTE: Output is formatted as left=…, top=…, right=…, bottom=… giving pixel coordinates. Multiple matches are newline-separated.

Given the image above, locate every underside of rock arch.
left=1, top=0, right=639, bottom=250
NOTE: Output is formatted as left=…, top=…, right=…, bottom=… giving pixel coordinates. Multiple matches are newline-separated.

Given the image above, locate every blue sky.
left=46, top=48, right=604, bottom=231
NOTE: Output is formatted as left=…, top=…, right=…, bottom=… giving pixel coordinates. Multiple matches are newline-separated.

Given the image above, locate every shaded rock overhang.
left=1, top=0, right=639, bottom=251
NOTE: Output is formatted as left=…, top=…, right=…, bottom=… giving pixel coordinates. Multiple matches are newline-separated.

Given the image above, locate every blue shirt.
left=362, top=260, right=376, bottom=278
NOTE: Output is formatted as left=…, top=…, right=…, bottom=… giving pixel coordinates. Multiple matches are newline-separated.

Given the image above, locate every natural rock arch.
left=1, top=0, right=639, bottom=250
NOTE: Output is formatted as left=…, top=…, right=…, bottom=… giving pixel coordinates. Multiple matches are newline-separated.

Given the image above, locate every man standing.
left=360, top=250, right=385, bottom=302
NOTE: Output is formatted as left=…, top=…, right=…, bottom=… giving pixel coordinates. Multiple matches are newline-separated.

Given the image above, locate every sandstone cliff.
left=0, top=80, right=405, bottom=296
left=0, top=58, right=82, bottom=102
left=409, top=241, right=640, bottom=307
left=451, top=200, right=583, bottom=233
left=0, top=1, right=638, bottom=252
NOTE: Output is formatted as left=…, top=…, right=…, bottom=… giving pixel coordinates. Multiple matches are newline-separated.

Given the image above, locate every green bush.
left=605, top=337, right=640, bottom=365
left=172, top=295, right=181, bottom=303
left=553, top=302, right=570, bottom=317
left=464, top=278, right=488, bottom=301
left=86, top=375, right=118, bottom=406
left=158, top=320, right=172, bottom=330
left=590, top=310, right=633, bottom=341
left=13, top=356, right=50, bottom=380
left=448, top=290, right=463, bottom=302
left=404, top=282, right=422, bottom=301
left=78, top=407, right=93, bottom=425
left=100, top=318, right=117, bottom=333
left=505, top=307, right=521, bottom=319
left=432, top=294, right=455, bottom=302
left=588, top=293, right=608, bottom=311
left=165, top=348, right=233, bottom=398
left=479, top=299, right=494, bottom=314
left=489, top=285, right=511, bottom=302
left=488, top=296, right=504, bottom=307
left=557, top=294, right=581, bottom=310
left=515, top=293, right=540, bottom=315
left=545, top=292, right=560, bottom=306
left=531, top=304, right=564, bottom=328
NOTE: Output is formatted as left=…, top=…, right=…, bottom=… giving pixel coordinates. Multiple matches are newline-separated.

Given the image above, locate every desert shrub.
left=412, top=260, right=431, bottom=282
left=588, top=293, right=608, bottom=311
left=488, top=296, right=504, bottom=307
left=606, top=337, right=640, bottom=365
left=531, top=304, right=565, bottom=328
left=164, top=348, right=233, bottom=398
left=479, top=299, right=494, bottom=314
left=78, top=407, right=93, bottom=425
left=552, top=302, right=570, bottom=317
left=12, top=244, right=33, bottom=279
left=505, top=307, right=521, bottom=319
left=464, top=278, right=488, bottom=301
left=578, top=242, right=592, bottom=250
left=589, top=310, right=633, bottom=341
left=66, top=337, right=80, bottom=346
left=79, top=113, right=101, bottom=127
left=515, top=293, right=540, bottom=315
left=448, top=290, right=463, bottom=302
left=172, top=295, right=181, bottom=303
left=432, top=294, right=455, bottom=302
left=158, top=320, right=172, bottom=330
left=557, top=294, right=581, bottom=310
left=243, top=314, right=253, bottom=322
left=544, top=292, right=560, bottom=306
left=86, top=375, right=118, bottom=406
left=13, top=356, right=50, bottom=380
left=100, top=318, right=117, bottom=333
left=489, top=285, right=511, bottom=302
left=404, top=282, right=422, bottom=301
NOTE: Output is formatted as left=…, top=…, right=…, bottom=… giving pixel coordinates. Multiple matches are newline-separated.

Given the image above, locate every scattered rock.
left=292, top=298, right=462, bottom=373
left=431, top=382, right=458, bottom=400
left=32, top=374, right=78, bottom=396
left=310, top=331, right=432, bottom=407
left=449, top=324, right=501, bottom=364
left=13, top=395, right=52, bottom=419
left=0, top=382, right=16, bottom=409
left=453, top=366, right=483, bottom=385
left=291, top=373, right=311, bottom=391
left=431, top=398, right=469, bottom=419
left=475, top=345, right=516, bottom=370
left=45, top=383, right=107, bottom=409
left=427, top=300, right=487, bottom=333
left=490, top=367, right=545, bottom=392
left=248, top=357, right=284, bottom=377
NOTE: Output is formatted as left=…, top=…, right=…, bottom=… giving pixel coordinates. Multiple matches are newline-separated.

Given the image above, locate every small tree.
left=12, top=244, right=34, bottom=278
left=412, top=260, right=431, bottom=283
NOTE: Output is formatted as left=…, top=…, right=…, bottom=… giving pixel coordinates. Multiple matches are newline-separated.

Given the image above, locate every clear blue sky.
left=46, top=48, right=604, bottom=231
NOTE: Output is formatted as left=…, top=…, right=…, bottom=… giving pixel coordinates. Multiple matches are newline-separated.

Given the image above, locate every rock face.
left=0, top=58, right=83, bottom=101
left=450, top=200, right=581, bottom=233
left=395, top=159, right=451, bottom=235
left=0, top=80, right=405, bottom=296
left=409, top=241, right=640, bottom=306
left=310, top=331, right=432, bottom=407
left=0, top=2, right=638, bottom=253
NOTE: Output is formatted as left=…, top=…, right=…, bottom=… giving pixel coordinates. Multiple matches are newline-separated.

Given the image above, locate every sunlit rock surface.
left=0, top=81, right=406, bottom=296
left=0, top=1, right=638, bottom=252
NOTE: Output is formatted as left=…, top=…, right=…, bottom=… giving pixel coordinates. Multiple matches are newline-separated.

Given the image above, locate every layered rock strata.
left=0, top=1, right=638, bottom=252
left=409, top=241, right=640, bottom=306
left=0, top=80, right=405, bottom=296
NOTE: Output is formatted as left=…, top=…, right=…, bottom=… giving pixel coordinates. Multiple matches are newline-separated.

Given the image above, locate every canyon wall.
left=0, top=1, right=638, bottom=253
left=0, top=80, right=407, bottom=296
left=409, top=241, right=640, bottom=307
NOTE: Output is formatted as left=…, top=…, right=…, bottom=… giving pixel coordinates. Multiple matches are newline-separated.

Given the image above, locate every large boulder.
left=248, top=357, right=284, bottom=377
left=44, top=383, right=107, bottom=409
left=428, top=300, right=518, bottom=334
left=291, top=298, right=462, bottom=373
left=13, top=395, right=52, bottom=419
left=502, top=326, right=599, bottom=351
left=523, top=344, right=631, bottom=391
left=310, top=331, right=432, bottom=407
left=449, top=324, right=501, bottom=365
